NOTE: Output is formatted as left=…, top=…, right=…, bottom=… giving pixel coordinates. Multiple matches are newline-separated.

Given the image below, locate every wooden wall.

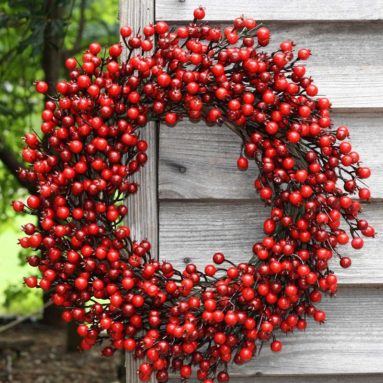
left=155, top=0, right=383, bottom=382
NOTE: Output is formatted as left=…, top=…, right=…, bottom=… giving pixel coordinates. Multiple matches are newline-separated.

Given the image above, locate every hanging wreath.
left=13, top=7, right=374, bottom=383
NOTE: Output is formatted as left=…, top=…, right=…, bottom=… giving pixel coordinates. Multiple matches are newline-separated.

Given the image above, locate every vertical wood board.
left=120, top=1, right=157, bottom=382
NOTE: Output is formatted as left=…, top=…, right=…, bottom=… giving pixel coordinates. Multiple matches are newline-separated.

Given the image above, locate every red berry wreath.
left=14, top=7, right=375, bottom=383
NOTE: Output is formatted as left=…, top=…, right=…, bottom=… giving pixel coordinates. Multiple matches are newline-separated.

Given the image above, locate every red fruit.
left=180, top=365, right=192, bottom=378
left=280, top=40, right=293, bottom=52
left=77, top=324, right=88, bottom=337
left=193, top=7, right=205, bottom=20
left=121, top=133, right=137, bottom=146
left=24, top=133, right=39, bottom=148
left=157, top=73, right=171, bottom=87
left=239, top=347, right=252, bottom=362
left=12, top=201, right=24, bottom=212
left=154, top=21, right=168, bottom=35
left=351, top=237, right=364, bottom=249
left=77, top=75, right=91, bottom=88
left=120, top=26, right=132, bottom=38
left=109, top=44, right=122, bottom=57
left=56, top=81, right=69, bottom=94
left=266, top=121, right=278, bottom=135
left=293, top=65, right=306, bottom=77
left=143, top=25, right=155, bottom=37
left=69, top=140, right=83, bottom=154
left=314, top=310, right=326, bottom=322
left=35, top=81, right=48, bottom=93
left=340, top=257, right=352, bottom=268
left=298, top=48, right=311, bottom=60
left=65, top=58, right=76, bottom=70
left=213, top=252, right=225, bottom=264
left=75, top=277, right=88, bottom=291
left=225, top=311, right=238, bottom=326
left=359, top=188, right=371, bottom=200
left=257, top=27, right=270, bottom=42
left=357, top=167, right=371, bottom=179
left=262, top=90, right=275, bottom=104
left=24, top=276, right=37, bottom=288
left=124, top=338, right=136, bottom=351
left=237, top=156, right=248, bottom=170
left=27, top=195, right=41, bottom=209
left=271, top=340, right=282, bottom=352
left=306, top=84, right=318, bottom=96
left=263, top=219, right=276, bottom=234
left=205, top=264, right=216, bottom=276
left=89, top=42, right=101, bottom=55
left=212, top=64, right=225, bottom=77
left=102, top=347, right=114, bottom=357
left=14, top=11, right=375, bottom=375
left=165, top=112, right=177, bottom=126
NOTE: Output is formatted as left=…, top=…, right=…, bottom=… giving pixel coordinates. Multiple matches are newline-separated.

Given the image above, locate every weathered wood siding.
left=156, top=0, right=383, bottom=382
left=120, top=1, right=157, bottom=382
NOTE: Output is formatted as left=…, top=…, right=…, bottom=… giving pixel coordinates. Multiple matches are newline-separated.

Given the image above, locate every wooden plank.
left=159, top=200, right=382, bottom=285
left=119, top=1, right=157, bottom=383
left=157, top=0, right=383, bottom=21
left=161, top=286, right=383, bottom=375
left=159, top=112, right=383, bottom=199
left=263, top=22, right=383, bottom=109
left=233, top=287, right=383, bottom=375
left=170, top=375, right=383, bottom=383
left=155, top=21, right=383, bottom=109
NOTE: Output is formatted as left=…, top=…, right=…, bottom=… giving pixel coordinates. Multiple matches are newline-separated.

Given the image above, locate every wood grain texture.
left=169, top=375, right=383, bottom=383
left=120, top=1, right=383, bottom=380
left=159, top=200, right=382, bottom=285
left=164, top=21, right=383, bottom=109
left=157, top=0, right=383, bottom=21
left=163, top=287, right=383, bottom=375
left=120, top=1, right=157, bottom=382
left=259, top=22, right=383, bottom=109
left=159, top=112, right=383, bottom=199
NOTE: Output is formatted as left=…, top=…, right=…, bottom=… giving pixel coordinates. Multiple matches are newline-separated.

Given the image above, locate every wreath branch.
left=13, top=7, right=374, bottom=383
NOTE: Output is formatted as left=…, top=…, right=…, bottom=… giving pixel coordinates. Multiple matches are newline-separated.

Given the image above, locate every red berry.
left=340, top=257, right=352, bottom=268
left=271, top=340, right=282, bottom=352
left=24, top=276, right=37, bottom=288
left=109, top=44, right=122, bottom=57
left=237, top=156, right=248, bottom=170
left=298, top=48, right=311, bottom=60
left=13, top=11, right=375, bottom=377
left=27, top=195, right=41, bottom=209
left=120, top=26, right=132, bottom=38
left=75, top=277, right=88, bottom=290
left=65, top=58, right=77, bottom=70
left=165, top=112, right=177, bottom=126
left=239, top=347, right=252, bottom=361
left=314, top=310, right=326, bottom=322
left=180, top=365, right=192, bottom=378
left=155, top=21, right=168, bottom=35
left=193, top=7, right=205, bottom=20
left=257, top=27, right=270, bottom=42
left=89, top=42, right=101, bottom=55
left=12, top=201, right=24, bottom=212
left=351, top=237, right=364, bottom=249
left=35, top=81, right=48, bottom=94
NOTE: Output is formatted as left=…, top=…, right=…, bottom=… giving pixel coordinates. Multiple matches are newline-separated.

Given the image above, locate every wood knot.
left=178, top=165, right=187, bottom=173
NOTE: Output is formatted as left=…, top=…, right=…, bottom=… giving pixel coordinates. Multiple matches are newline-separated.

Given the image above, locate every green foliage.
left=0, top=0, right=118, bottom=220
left=3, top=282, right=43, bottom=315
left=0, top=215, right=41, bottom=315
left=0, top=0, right=118, bottom=313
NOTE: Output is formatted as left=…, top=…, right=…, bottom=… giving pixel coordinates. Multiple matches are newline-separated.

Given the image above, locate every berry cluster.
left=14, top=7, right=374, bottom=383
